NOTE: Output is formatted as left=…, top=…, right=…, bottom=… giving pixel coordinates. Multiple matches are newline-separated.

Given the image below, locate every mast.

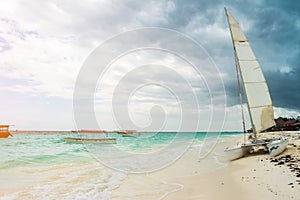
left=224, top=8, right=275, bottom=141
left=234, top=51, right=247, bottom=137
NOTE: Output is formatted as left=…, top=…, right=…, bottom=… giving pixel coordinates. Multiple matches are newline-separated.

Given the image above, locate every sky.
left=0, top=0, right=299, bottom=131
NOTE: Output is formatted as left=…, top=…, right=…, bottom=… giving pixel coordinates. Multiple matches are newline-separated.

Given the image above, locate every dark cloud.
left=2, top=0, right=299, bottom=117
left=196, top=0, right=300, bottom=111
left=266, top=51, right=300, bottom=109
left=166, top=0, right=224, bottom=28
left=130, top=0, right=300, bottom=111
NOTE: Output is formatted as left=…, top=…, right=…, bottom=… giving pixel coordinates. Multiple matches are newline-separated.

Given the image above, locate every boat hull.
left=267, top=136, right=288, bottom=156
left=0, top=125, right=11, bottom=138
left=64, top=137, right=117, bottom=144
left=224, top=145, right=252, bottom=161
left=0, top=132, right=11, bottom=138
left=122, top=134, right=134, bottom=137
left=225, top=136, right=288, bottom=161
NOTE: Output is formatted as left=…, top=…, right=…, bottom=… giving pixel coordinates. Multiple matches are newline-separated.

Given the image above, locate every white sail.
left=225, top=9, right=275, bottom=133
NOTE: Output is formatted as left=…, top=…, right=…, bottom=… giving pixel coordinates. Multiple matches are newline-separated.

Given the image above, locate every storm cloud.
left=0, top=0, right=299, bottom=130
left=222, top=0, right=300, bottom=110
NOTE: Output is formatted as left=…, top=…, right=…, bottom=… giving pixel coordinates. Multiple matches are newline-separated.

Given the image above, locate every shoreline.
left=112, top=131, right=300, bottom=199
left=10, top=131, right=243, bottom=134
left=1, top=131, right=299, bottom=199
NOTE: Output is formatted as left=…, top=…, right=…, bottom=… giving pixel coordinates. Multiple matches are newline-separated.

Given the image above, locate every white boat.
left=224, top=8, right=288, bottom=160
left=64, top=137, right=117, bottom=144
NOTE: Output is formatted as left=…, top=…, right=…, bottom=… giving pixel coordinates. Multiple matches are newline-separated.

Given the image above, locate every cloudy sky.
left=0, top=0, right=299, bottom=131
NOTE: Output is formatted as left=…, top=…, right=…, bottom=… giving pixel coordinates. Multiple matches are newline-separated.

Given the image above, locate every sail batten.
left=238, top=60, right=258, bottom=61
left=226, top=9, right=275, bottom=133
left=250, top=104, right=273, bottom=109
left=243, top=80, right=266, bottom=83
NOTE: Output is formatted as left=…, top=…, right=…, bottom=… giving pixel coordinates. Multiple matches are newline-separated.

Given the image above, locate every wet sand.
left=2, top=131, right=299, bottom=199
left=112, top=131, right=300, bottom=200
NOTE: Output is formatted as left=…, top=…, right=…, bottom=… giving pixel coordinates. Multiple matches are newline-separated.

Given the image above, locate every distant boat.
left=0, top=125, right=12, bottom=138
left=64, top=137, right=116, bottom=144
left=78, top=129, right=107, bottom=133
left=116, top=130, right=140, bottom=137
left=224, top=8, right=288, bottom=160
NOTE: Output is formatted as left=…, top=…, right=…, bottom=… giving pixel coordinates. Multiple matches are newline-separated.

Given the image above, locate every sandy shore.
left=112, top=131, right=300, bottom=200
left=1, top=131, right=299, bottom=199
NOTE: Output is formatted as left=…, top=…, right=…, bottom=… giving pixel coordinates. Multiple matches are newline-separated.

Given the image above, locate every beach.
left=112, top=131, right=300, bottom=200
left=1, top=1, right=300, bottom=199
left=0, top=131, right=299, bottom=199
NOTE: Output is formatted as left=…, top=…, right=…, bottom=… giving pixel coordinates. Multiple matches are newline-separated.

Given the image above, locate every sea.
left=0, top=132, right=242, bottom=200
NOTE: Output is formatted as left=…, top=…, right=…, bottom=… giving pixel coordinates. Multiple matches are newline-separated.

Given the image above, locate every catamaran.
left=224, top=8, right=288, bottom=160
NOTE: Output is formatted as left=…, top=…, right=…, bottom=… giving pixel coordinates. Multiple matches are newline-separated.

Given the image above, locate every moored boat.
left=0, top=125, right=12, bottom=138
left=64, top=137, right=116, bottom=144
left=79, top=129, right=107, bottom=133
left=116, top=130, right=140, bottom=137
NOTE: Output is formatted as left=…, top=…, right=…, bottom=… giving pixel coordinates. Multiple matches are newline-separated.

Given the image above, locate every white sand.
left=1, top=132, right=299, bottom=199
left=112, top=132, right=300, bottom=200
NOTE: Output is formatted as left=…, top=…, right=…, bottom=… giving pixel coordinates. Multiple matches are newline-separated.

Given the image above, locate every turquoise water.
left=0, top=134, right=90, bottom=169
left=0, top=132, right=242, bottom=199
left=0, top=132, right=243, bottom=169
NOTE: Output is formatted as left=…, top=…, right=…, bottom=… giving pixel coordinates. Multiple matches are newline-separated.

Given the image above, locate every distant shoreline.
left=9, top=130, right=300, bottom=136
left=10, top=130, right=74, bottom=135
left=10, top=130, right=245, bottom=135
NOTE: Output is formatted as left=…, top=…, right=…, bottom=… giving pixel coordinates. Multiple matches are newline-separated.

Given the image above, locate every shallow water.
left=0, top=132, right=242, bottom=199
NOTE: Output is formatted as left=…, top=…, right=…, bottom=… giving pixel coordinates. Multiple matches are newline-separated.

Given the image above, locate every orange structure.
left=0, top=125, right=11, bottom=138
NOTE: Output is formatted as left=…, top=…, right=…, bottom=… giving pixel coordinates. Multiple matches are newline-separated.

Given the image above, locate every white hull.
left=224, top=145, right=252, bottom=161
left=64, top=137, right=117, bottom=144
left=267, top=136, right=288, bottom=156
left=225, top=136, right=288, bottom=161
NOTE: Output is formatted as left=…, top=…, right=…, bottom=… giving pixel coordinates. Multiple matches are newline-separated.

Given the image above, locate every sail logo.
left=269, top=146, right=279, bottom=153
